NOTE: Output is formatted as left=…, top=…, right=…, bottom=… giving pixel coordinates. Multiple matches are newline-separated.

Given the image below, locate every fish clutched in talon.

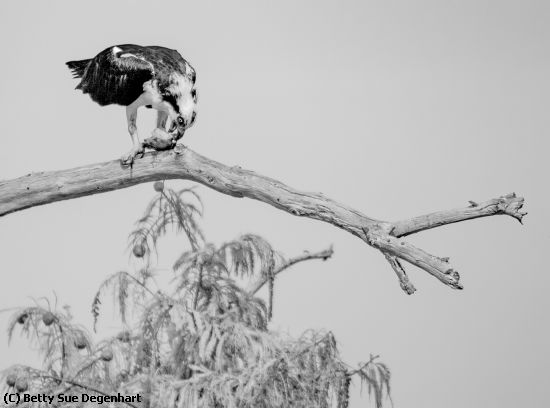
left=66, top=44, right=198, bottom=166
left=143, top=128, right=179, bottom=151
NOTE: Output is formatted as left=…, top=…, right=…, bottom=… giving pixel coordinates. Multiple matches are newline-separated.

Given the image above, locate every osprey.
left=66, top=44, right=198, bottom=165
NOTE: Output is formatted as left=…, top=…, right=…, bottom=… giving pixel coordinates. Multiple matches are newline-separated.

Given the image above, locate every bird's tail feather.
left=66, top=59, right=91, bottom=78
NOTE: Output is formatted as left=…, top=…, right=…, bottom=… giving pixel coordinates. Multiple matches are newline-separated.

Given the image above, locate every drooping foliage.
left=2, top=181, right=391, bottom=408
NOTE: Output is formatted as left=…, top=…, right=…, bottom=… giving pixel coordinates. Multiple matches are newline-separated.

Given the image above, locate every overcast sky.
left=0, top=1, right=548, bottom=407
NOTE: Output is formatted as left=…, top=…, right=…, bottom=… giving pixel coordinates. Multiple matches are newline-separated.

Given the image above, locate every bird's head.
left=165, top=70, right=198, bottom=140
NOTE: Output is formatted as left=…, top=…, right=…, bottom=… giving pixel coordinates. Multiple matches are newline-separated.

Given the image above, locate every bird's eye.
left=177, top=116, right=185, bottom=125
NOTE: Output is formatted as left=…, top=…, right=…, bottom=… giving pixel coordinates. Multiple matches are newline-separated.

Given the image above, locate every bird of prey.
left=66, top=44, right=198, bottom=165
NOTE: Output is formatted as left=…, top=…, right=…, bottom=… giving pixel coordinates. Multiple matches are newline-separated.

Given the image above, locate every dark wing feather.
left=72, top=45, right=154, bottom=106
left=66, top=59, right=91, bottom=78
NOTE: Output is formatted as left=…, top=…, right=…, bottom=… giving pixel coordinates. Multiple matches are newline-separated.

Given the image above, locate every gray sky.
left=0, top=1, right=548, bottom=407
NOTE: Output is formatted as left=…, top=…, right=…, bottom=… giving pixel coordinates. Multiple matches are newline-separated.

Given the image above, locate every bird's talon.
left=120, top=147, right=144, bottom=166
left=120, top=155, right=134, bottom=167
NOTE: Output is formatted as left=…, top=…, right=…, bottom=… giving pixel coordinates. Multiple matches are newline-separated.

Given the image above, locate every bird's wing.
left=110, top=45, right=156, bottom=74
left=77, top=45, right=155, bottom=106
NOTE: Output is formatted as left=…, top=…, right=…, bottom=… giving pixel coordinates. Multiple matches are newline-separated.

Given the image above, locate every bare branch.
left=0, top=146, right=526, bottom=293
left=364, top=227, right=462, bottom=290
left=384, top=254, right=416, bottom=295
left=0, top=146, right=379, bottom=233
left=390, top=193, right=527, bottom=237
left=247, top=246, right=334, bottom=295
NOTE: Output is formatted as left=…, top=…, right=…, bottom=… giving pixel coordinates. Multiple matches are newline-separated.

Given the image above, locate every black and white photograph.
left=0, top=1, right=547, bottom=407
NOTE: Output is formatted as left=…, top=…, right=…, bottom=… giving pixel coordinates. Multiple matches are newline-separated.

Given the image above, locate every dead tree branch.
left=389, top=195, right=526, bottom=237
left=0, top=146, right=526, bottom=293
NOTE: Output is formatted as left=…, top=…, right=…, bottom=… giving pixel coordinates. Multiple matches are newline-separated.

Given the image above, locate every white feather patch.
left=168, top=73, right=196, bottom=118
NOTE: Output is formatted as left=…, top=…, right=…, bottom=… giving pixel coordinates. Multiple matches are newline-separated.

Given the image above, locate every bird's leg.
left=121, top=104, right=145, bottom=166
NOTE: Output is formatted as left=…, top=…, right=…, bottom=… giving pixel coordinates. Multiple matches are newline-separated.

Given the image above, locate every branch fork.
left=366, top=192, right=526, bottom=293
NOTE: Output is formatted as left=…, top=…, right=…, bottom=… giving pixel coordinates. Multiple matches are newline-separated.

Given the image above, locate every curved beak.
left=168, top=121, right=185, bottom=141
left=168, top=121, right=177, bottom=133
